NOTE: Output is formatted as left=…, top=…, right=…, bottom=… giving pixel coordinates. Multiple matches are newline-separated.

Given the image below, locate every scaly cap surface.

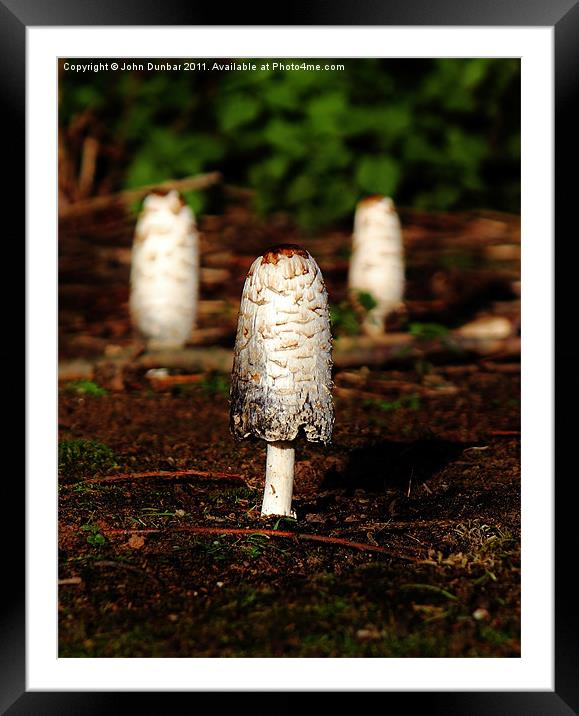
left=230, top=245, right=334, bottom=443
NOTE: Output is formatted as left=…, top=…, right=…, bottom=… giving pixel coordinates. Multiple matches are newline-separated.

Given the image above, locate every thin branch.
left=58, top=577, right=82, bottom=586
left=62, top=469, right=248, bottom=490
left=104, top=526, right=420, bottom=561
left=77, top=136, right=99, bottom=199
left=59, top=171, right=222, bottom=220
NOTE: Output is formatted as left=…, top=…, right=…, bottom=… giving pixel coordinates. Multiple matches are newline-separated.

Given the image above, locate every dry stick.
left=77, top=136, right=99, bottom=199
left=136, top=347, right=234, bottom=374
left=488, top=430, right=520, bottom=437
left=58, top=577, right=82, bottom=586
left=59, top=171, right=222, bottom=220
left=334, top=385, right=459, bottom=401
left=63, top=469, right=248, bottom=489
left=104, top=526, right=420, bottom=562
left=332, top=335, right=519, bottom=369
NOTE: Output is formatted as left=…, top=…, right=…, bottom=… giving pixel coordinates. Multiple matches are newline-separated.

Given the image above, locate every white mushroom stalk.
left=129, top=189, right=199, bottom=350
left=348, top=195, right=405, bottom=336
left=230, top=245, right=334, bottom=517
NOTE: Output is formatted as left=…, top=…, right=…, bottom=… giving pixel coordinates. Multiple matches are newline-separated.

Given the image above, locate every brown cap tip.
left=358, top=195, right=396, bottom=211
left=148, top=188, right=187, bottom=205
left=261, top=244, right=309, bottom=265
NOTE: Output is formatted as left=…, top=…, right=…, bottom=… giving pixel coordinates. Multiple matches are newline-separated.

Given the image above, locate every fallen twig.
left=59, top=171, right=222, bottom=220
left=480, top=361, right=521, bottom=373
left=104, top=526, right=420, bottom=561
left=63, top=469, right=248, bottom=489
left=58, top=576, right=82, bottom=586
left=334, top=384, right=459, bottom=401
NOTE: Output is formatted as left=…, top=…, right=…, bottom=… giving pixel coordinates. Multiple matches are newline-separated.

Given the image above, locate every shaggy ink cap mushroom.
left=230, top=244, right=334, bottom=516
left=348, top=195, right=405, bottom=336
left=129, top=189, right=199, bottom=350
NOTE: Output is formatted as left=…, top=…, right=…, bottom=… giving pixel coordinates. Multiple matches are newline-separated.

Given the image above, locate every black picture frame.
left=11, top=0, right=577, bottom=712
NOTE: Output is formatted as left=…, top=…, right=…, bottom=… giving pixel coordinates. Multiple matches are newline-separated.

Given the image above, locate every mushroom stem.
left=261, top=441, right=295, bottom=517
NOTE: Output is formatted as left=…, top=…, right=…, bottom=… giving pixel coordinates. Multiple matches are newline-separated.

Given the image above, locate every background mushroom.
left=348, top=195, right=405, bottom=336
left=129, top=189, right=199, bottom=350
left=230, top=245, right=334, bottom=517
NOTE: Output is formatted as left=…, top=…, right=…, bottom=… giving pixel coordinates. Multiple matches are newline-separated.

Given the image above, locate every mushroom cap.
left=353, top=195, right=401, bottom=244
left=230, top=245, right=334, bottom=443
left=136, top=189, right=195, bottom=236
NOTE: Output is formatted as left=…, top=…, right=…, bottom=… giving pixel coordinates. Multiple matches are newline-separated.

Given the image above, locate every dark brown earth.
left=58, top=363, right=520, bottom=658
left=58, top=204, right=520, bottom=657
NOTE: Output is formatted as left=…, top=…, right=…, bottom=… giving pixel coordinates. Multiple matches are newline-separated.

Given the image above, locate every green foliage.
left=60, top=58, right=520, bottom=229
left=330, top=302, right=360, bottom=336
left=64, top=380, right=108, bottom=397
left=58, top=439, right=117, bottom=482
left=357, top=291, right=378, bottom=312
left=330, top=292, right=378, bottom=335
left=80, top=523, right=106, bottom=546
left=356, top=156, right=400, bottom=196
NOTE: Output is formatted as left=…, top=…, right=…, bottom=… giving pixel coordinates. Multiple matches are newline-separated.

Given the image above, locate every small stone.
left=356, top=627, right=381, bottom=641
left=175, top=509, right=186, bottom=517
left=216, top=581, right=224, bottom=588
left=127, top=534, right=145, bottom=549
left=146, top=368, right=169, bottom=378
left=167, top=614, right=178, bottom=623
left=472, top=608, right=489, bottom=621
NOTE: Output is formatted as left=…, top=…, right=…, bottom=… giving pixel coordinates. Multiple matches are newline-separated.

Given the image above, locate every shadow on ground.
left=322, top=439, right=472, bottom=494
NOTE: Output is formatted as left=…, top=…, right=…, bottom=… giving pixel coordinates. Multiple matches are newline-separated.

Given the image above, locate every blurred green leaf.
left=356, top=155, right=401, bottom=195
left=218, top=94, right=260, bottom=132
left=59, top=57, right=520, bottom=230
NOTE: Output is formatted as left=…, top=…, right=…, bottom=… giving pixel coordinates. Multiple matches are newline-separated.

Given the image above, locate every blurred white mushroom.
left=129, top=189, right=199, bottom=350
left=230, top=245, right=334, bottom=517
left=348, top=195, right=405, bottom=336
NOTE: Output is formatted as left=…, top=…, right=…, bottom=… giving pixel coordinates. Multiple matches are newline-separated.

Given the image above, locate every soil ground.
left=58, top=363, right=520, bottom=658
left=58, top=205, right=520, bottom=657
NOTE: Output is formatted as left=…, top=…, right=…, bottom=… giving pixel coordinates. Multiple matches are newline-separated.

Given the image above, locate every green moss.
left=64, top=380, right=108, bottom=397
left=58, top=439, right=118, bottom=482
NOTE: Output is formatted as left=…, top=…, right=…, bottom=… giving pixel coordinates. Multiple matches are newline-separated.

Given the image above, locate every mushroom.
left=230, top=245, right=334, bottom=517
left=348, top=195, right=405, bottom=336
left=129, top=189, right=199, bottom=351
